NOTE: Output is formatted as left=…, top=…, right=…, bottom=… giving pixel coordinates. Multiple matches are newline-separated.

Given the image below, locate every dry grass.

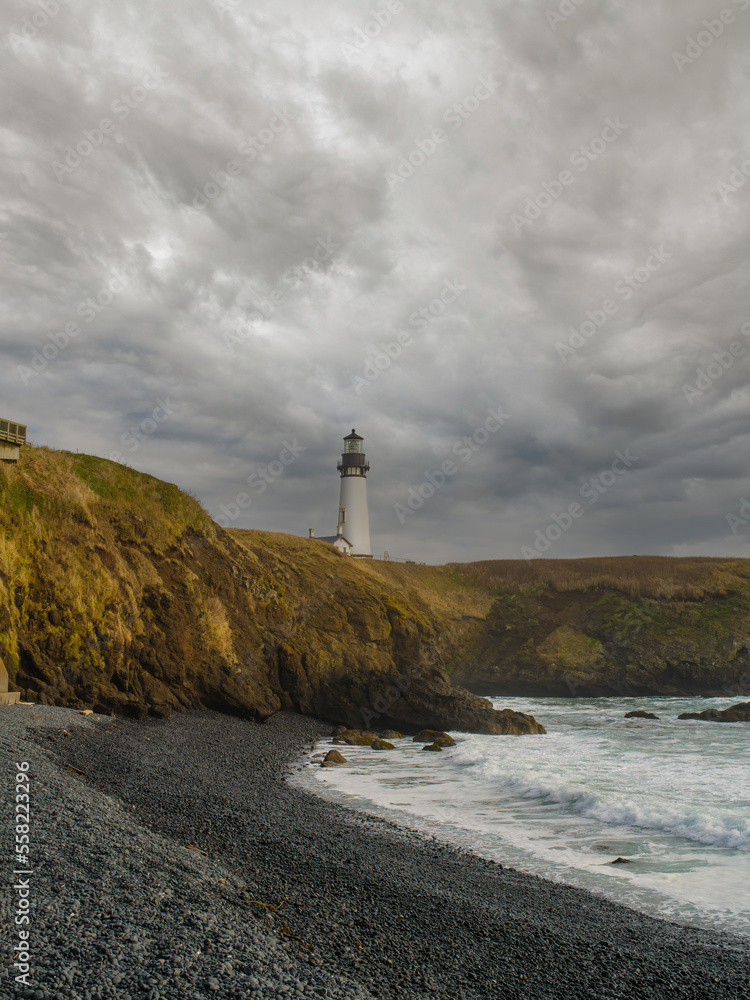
left=358, top=559, right=495, bottom=619
left=200, top=595, right=235, bottom=662
left=229, top=530, right=496, bottom=620
left=228, top=533, right=750, bottom=612
left=446, top=556, right=750, bottom=600
left=0, top=446, right=226, bottom=683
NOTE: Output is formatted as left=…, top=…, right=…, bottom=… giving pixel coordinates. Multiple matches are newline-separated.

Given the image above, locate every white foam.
left=462, top=751, right=750, bottom=851
left=295, top=696, right=750, bottom=936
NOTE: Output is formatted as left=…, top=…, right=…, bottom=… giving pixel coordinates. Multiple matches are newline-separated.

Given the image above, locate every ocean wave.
left=463, top=756, right=750, bottom=851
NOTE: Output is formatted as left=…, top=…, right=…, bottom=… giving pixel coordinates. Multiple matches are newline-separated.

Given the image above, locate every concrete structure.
left=0, top=661, right=20, bottom=706
left=0, top=418, right=26, bottom=463
left=336, top=429, right=371, bottom=557
left=310, top=526, right=353, bottom=555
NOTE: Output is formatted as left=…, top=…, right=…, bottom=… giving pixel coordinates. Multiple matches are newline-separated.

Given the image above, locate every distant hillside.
left=0, top=447, right=535, bottom=734
left=446, top=558, right=750, bottom=698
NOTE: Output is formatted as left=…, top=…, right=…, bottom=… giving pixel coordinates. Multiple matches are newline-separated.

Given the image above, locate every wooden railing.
left=0, top=419, right=26, bottom=445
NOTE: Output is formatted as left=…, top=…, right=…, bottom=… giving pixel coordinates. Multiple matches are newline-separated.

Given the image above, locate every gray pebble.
left=2, top=705, right=747, bottom=1000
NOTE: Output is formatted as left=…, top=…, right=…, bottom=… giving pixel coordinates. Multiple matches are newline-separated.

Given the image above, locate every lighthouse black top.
left=337, top=429, right=370, bottom=476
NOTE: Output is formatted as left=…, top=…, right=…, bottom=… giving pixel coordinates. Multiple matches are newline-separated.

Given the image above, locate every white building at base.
left=309, top=526, right=353, bottom=555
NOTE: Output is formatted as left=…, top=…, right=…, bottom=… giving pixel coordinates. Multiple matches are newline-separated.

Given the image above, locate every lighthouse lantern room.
left=336, top=429, right=372, bottom=557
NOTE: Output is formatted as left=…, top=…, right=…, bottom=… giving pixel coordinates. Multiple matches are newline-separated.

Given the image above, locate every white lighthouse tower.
left=336, top=429, right=371, bottom=557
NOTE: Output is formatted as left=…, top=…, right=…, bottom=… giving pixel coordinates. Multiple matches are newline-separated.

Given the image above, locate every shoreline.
left=3, top=705, right=748, bottom=999
left=292, top=745, right=749, bottom=943
left=293, top=693, right=750, bottom=942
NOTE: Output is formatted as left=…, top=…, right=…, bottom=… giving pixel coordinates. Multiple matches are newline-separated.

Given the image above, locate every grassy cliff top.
left=446, top=555, right=750, bottom=600
left=0, top=445, right=213, bottom=539
left=4, top=446, right=749, bottom=610
left=230, top=528, right=496, bottom=620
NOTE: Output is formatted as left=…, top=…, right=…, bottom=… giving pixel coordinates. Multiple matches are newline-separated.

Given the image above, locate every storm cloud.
left=3, top=0, right=750, bottom=563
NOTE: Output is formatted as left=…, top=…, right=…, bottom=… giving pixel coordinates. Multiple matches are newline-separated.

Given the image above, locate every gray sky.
left=4, top=0, right=750, bottom=564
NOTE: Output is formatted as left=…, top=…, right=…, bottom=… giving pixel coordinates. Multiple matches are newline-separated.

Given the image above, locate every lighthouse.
left=336, top=429, right=371, bottom=557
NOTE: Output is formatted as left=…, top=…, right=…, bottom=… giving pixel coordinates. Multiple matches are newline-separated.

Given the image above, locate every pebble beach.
left=2, top=705, right=749, bottom=999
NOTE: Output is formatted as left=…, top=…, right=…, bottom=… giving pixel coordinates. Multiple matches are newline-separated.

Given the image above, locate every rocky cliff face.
left=0, top=448, right=539, bottom=735
left=449, top=565, right=750, bottom=699
left=6, top=451, right=748, bottom=725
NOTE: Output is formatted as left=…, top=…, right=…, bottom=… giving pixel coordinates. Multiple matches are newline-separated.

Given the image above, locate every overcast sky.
left=4, top=0, right=750, bottom=564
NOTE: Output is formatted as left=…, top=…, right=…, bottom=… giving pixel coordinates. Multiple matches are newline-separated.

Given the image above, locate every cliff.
left=0, top=447, right=540, bottom=734
left=447, top=559, right=750, bottom=699
left=5, top=449, right=748, bottom=727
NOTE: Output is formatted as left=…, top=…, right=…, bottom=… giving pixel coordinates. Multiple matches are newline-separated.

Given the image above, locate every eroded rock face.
left=345, top=671, right=547, bottom=736
left=3, top=448, right=547, bottom=737
left=451, top=586, right=750, bottom=699
left=678, top=702, right=750, bottom=722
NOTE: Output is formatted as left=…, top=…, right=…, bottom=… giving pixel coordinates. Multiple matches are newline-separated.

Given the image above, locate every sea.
left=291, top=696, right=750, bottom=938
